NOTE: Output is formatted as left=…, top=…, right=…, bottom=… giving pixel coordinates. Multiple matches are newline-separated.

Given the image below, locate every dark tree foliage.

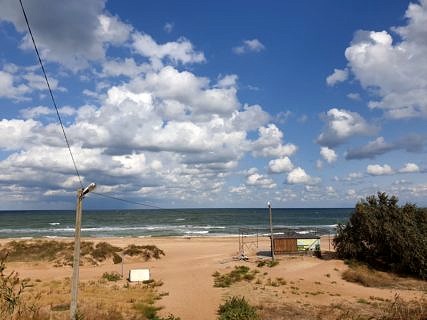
left=334, top=192, right=427, bottom=279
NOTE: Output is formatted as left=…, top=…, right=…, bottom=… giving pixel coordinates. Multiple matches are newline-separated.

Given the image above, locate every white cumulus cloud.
left=366, top=164, right=394, bottom=176
left=268, top=157, right=294, bottom=173
left=317, top=108, right=377, bottom=147
left=399, top=163, right=420, bottom=173
left=132, top=33, right=205, bottom=65
left=332, top=0, right=427, bottom=118
left=326, top=68, right=348, bottom=86
left=233, top=39, right=265, bottom=54
left=245, top=168, right=276, bottom=189
left=252, top=124, right=297, bottom=158
left=286, top=167, right=320, bottom=185
left=320, top=147, right=337, bottom=163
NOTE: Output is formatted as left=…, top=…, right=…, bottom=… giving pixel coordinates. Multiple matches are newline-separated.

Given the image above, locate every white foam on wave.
left=49, top=222, right=60, bottom=226
left=184, top=230, right=209, bottom=235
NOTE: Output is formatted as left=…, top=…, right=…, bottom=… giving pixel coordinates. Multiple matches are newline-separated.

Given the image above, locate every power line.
left=91, top=192, right=205, bottom=216
left=18, top=0, right=83, bottom=188
left=18, top=0, right=195, bottom=214
left=91, top=192, right=164, bottom=209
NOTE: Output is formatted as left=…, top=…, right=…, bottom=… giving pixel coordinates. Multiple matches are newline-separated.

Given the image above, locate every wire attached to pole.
left=18, top=0, right=83, bottom=189
left=18, top=0, right=201, bottom=214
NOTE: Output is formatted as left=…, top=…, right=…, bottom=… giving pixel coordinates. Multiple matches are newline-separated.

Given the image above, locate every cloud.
left=345, top=172, right=364, bottom=181
left=320, top=147, right=337, bottom=163
left=286, top=167, right=320, bottom=185
left=0, top=0, right=134, bottom=71
left=229, top=185, right=248, bottom=195
left=163, top=22, right=174, bottom=33
left=366, top=164, right=394, bottom=176
left=20, top=105, right=76, bottom=119
left=326, top=68, right=348, bottom=86
left=346, top=189, right=358, bottom=199
left=97, top=14, right=133, bottom=45
left=334, top=0, right=427, bottom=118
left=20, top=106, right=51, bottom=118
left=345, top=135, right=426, bottom=159
left=252, top=124, right=297, bottom=158
left=132, top=33, right=205, bottom=65
left=0, top=55, right=286, bottom=206
left=346, top=137, right=393, bottom=160
left=0, top=64, right=65, bottom=101
left=0, top=119, right=41, bottom=150
left=317, top=108, right=377, bottom=147
left=0, top=70, right=30, bottom=100
left=233, top=39, right=265, bottom=54
left=399, top=163, right=420, bottom=173
left=245, top=168, right=276, bottom=189
left=101, top=58, right=152, bottom=78
left=347, top=92, right=361, bottom=100
left=268, top=157, right=293, bottom=173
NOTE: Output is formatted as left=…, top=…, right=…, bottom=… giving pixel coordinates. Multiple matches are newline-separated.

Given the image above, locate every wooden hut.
left=271, top=233, right=320, bottom=254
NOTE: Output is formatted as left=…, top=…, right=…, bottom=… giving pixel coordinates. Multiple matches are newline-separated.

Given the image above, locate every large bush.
left=334, top=192, right=427, bottom=279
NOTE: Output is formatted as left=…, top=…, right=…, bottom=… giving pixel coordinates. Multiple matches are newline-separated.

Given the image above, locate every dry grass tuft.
left=342, top=261, right=426, bottom=290
left=258, top=296, right=427, bottom=320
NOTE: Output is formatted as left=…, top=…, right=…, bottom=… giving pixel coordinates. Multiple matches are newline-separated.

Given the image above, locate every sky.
left=0, top=0, right=426, bottom=209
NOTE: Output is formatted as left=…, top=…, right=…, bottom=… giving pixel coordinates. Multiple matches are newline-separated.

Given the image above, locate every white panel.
left=129, top=269, right=150, bottom=282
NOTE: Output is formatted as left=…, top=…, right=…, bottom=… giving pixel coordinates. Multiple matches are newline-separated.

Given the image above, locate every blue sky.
left=0, top=0, right=426, bottom=209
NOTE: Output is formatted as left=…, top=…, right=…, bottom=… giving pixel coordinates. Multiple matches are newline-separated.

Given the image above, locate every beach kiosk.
left=272, top=232, right=320, bottom=255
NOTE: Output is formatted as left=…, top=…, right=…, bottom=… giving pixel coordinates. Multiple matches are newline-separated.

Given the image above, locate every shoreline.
left=0, top=234, right=336, bottom=251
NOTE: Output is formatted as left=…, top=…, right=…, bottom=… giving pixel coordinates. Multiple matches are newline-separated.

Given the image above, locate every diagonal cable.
left=18, top=0, right=83, bottom=188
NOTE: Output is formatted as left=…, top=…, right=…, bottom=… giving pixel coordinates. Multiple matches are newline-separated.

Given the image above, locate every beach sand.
left=1, top=236, right=425, bottom=319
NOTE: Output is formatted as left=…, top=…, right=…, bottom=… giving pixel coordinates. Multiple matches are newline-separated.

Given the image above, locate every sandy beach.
left=1, top=236, right=425, bottom=319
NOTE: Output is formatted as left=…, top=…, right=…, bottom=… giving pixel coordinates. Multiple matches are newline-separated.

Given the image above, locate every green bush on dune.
left=218, top=296, right=259, bottom=320
left=334, top=192, right=427, bottom=279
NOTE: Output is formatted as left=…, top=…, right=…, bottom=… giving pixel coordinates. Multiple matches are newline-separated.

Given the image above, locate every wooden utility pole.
left=268, top=201, right=275, bottom=261
left=70, top=188, right=83, bottom=320
left=70, top=183, right=96, bottom=320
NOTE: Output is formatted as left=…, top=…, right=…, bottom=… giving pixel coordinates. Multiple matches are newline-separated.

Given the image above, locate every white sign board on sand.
left=129, top=269, right=150, bottom=282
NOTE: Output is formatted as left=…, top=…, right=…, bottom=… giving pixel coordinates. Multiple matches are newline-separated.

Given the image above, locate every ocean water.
left=0, top=208, right=352, bottom=239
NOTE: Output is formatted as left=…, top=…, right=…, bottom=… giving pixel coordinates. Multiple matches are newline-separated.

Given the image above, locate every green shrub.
left=266, top=260, right=279, bottom=268
left=133, top=301, right=180, bottom=320
left=334, top=192, right=427, bottom=279
left=218, top=296, right=259, bottom=320
left=102, top=271, right=122, bottom=282
left=0, top=253, right=44, bottom=319
left=213, top=266, right=257, bottom=288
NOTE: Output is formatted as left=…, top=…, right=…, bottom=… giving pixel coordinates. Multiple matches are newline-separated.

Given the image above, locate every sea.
left=0, top=208, right=352, bottom=239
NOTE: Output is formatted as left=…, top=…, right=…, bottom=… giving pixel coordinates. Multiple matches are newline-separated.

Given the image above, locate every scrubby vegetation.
left=213, top=266, right=257, bottom=288
left=0, top=240, right=164, bottom=267
left=218, top=296, right=259, bottom=320
left=341, top=260, right=426, bottom=290
left=1, top=252, right=178, bottom=320
left=256, top=260, right=279, bottom=268
left=257, top=296, right=427, bottom=320
left=123, top=245, right=165, bottom=261
left=0, top=253, right=43, bottom=320
left=334, top=192, right=427, bottom=279
left=102, top=271, right=122, bottom=282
